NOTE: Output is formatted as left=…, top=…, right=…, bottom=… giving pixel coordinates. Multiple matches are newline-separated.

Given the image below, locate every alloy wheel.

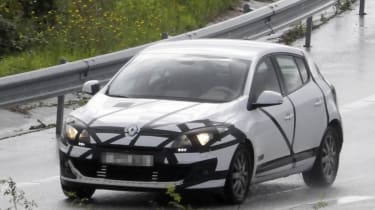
left=321, top=134, right=338, bottom=183
left=230, top=152, right=250, bottom=198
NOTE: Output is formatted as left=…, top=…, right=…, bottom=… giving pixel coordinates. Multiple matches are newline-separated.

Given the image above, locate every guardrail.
left=0, top=0, right=336, bottom=135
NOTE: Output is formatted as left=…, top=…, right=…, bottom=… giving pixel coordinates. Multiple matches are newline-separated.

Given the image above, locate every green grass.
left=0, top=0, right=239, bottom=77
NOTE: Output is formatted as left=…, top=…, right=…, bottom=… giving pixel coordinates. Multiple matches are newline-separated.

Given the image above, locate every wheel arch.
left=243, top=138, right=256, bottom=179
left=328, top=119, right=343, bottom=152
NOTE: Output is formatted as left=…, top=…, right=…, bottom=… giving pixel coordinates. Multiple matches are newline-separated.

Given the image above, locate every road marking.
left=17, top=175, right=59, bottom=187
left=286, top=196, right=375, bottom=210
left=340, top=94, right=375, bottom=113
left=336, top=196, right=374, bottom=205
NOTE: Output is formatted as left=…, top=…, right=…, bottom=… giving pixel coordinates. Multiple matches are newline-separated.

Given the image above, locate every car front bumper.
left=58, top=141, right=238, bottom=191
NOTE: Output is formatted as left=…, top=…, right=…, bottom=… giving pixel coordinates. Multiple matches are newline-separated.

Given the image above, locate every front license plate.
left=101, top=152, right=154, bottom=167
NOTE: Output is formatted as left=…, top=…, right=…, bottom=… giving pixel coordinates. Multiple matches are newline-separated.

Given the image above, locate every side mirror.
left=82, top=80, right=100, bottom=95
left=250, top=91, right=283, bottom=109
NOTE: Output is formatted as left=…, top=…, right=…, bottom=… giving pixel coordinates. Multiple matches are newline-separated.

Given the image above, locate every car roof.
left=142, top=39, right=303, bottom=60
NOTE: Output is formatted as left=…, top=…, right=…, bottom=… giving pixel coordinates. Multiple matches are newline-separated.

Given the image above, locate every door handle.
left=284, top=113, right=294, bottom=121
left=314, top=98, right=323, bottom=107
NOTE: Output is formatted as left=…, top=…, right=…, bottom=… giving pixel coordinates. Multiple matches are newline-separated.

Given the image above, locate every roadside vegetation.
left=0, top=178, right=37, bottom=210
left=0, top=0, right=239, bottom=77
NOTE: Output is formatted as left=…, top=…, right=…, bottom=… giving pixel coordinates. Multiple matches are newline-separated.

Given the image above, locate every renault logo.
left=125, top=125, right=139, bottom=137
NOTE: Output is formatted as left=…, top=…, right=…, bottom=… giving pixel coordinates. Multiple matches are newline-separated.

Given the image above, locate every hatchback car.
left=58, top=39, right=342, bottom=203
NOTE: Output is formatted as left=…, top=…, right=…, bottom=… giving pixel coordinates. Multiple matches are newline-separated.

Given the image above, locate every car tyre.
left=224, top=144, right=252, bottom=204
left=61, top=183, right=95, bottom=200
left=302, top=127, right=340, bottom=187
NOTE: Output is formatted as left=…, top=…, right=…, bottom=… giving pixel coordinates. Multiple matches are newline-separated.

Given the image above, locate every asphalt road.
left=1, top=1, right=375, bottom=209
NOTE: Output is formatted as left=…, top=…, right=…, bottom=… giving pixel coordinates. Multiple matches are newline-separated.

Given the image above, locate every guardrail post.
left=304, top=17, right=313, bottom=48
left=56, top=95, right=65, bottom=137
left=243, top=4, right=251, bottom=13
left=161, top=32, right=169, bottom=39
left=359, top=0, right=366, bottom=16
left=56, top=59, right=67, bottom=137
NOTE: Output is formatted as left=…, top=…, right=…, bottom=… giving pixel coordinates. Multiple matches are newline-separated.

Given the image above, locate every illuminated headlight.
left=196, top=133, right=213, bottom=146
left=172, top=132, right=214, bottom=148
left=78, top=129, right=90, bottom=143
left=171, top=126, right=228, bottom=150
left=66, top=125, right=78, bottom=141
left=65, top=123, right=90, bottom=144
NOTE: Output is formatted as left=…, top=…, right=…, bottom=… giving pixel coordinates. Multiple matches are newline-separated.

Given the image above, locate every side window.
left=251, top=58, right=281, bottom=102
left=275, top=55, right=303, bottom=94
left=295, top=57, right=309, bottom=83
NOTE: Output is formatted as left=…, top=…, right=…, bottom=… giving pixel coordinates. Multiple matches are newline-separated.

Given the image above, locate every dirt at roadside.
left=211, top=0, right=275, bottom=24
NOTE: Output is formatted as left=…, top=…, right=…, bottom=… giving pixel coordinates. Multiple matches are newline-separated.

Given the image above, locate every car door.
left=273, top=54, right=327, bottom=157
left=250, top=57, right=295, bottom=177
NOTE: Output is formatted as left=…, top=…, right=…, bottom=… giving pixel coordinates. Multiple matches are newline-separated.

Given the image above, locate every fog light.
left=177, top=148, right=187, bottom=152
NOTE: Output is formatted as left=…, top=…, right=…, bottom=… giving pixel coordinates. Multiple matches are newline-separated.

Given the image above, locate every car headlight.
left=66, top=124, right=78, bottom=141
left=196, top=133, right=213, bottom=146
left=171, top=126, right=227, bottom=149
left=78, top=129, right=90, bottom=143
left=172, top=135, right=192, bottom=148
left=64, top=117, right=90, bottom=144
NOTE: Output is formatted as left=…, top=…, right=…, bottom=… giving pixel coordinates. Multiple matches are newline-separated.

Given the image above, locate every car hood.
left=70, top=93, right=244, bottom=129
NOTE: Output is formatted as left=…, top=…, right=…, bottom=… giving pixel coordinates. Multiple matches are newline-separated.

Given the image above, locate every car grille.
left=72, top=159, right=190, bottom=182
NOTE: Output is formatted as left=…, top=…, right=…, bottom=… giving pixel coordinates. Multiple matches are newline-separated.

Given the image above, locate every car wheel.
left=302, top=127, right=340, bottom=187
left=61, top=183, right=95, bottom=200
left=224, top=144, right=252, bottom=204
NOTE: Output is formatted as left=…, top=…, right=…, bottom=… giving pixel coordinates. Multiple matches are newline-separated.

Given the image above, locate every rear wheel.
left=303, top=127, right=340, bottom=187
left=61, top=183, right=95, bottom=200
left=224, top=144, right=252, bottom=204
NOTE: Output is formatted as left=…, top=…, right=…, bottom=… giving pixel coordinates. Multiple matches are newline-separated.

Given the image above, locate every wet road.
left=2, top=1, right=375, bottom=209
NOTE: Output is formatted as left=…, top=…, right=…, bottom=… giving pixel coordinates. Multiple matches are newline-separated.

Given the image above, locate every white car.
left=58, top=39, right=342, bottom=203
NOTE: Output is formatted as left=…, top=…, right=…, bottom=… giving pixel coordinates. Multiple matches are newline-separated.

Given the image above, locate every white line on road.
left=340, top=94, right=375, bottom=114
left=17, top=175, right=59, bottom=188
left=336, top=196, right=374, bottom=205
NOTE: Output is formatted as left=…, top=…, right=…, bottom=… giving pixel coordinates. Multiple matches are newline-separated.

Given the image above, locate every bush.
left=0, top=17, right=18, bottom=56
left=0, top=0, right=239, bottom=77
left=0, top=0, right=49, bottom=58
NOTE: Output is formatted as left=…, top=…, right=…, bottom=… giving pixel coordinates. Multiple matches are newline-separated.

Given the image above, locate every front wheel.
left=61, top=183, right=95, bottom=200
left=224, top=144, right=252, bottom=204
left=303, top=127, right=340, bottom=187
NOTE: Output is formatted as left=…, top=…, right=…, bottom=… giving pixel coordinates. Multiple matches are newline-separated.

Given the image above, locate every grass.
left=279, top=23, right=306, bottom=45
left=0, top=0, right=239, bottom=77
left=339, top=0, right=357, bottom=11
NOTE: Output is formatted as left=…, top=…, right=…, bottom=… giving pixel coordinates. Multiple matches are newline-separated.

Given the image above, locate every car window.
left=275, top=55, right=303, bottom=94
left=107, top=54, right=251, bottom=103
left=251, top=58, right=281, bottom=103
left=295, top=57, right=309, bottom=83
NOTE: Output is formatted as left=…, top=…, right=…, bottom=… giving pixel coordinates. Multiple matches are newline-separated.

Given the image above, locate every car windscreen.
left=107, top=54, right=251, bottom=103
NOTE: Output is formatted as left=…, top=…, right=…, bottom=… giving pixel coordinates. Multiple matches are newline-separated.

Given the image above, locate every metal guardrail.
left=0, top=0, right=336, bottom=109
